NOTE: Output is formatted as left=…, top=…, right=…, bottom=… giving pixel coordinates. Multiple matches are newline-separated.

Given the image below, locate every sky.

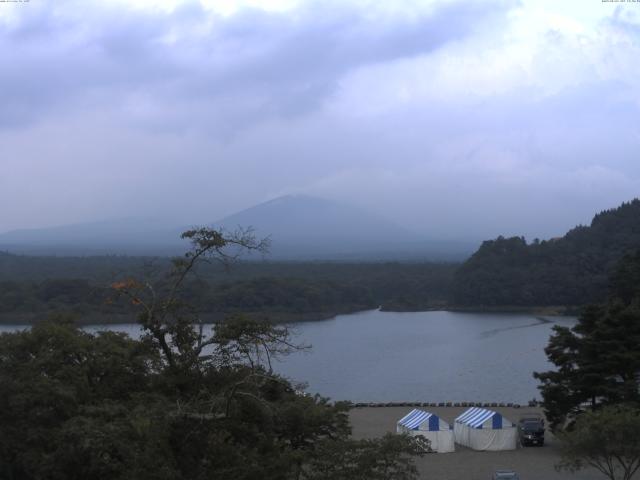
left=1, top=0, right=639, bottom=241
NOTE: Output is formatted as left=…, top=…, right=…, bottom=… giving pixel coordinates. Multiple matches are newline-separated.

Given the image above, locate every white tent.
left=396, top=409, right=455, bottom=453
left=453, top=407, right=516, bottom=451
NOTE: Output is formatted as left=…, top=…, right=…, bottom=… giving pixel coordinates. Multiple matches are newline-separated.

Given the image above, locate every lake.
left=0, top=309, right=575, bottom=404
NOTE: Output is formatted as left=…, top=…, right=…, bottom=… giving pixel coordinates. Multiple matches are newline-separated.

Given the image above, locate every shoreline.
left=444, top=305, right=581, bottom=316
left=350, top=401, right=530, bottom=409
left=0, top=305, right=579, bottom=326
left=383, top=305, right=580, bottom=316
left=0, top=309, right=363, bottom=326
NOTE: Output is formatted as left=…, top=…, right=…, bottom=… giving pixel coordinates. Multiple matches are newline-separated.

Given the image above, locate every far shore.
left=0, top=305, right=580, bottom=326
left=0, top=309, right=361, bottom=326
left=382, top=304, right=580, bottom=316
left=441, top=305, right=580, bottom=316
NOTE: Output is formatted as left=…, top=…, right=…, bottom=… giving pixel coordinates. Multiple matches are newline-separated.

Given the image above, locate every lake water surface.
left=0, top=310, right=575, bottom=404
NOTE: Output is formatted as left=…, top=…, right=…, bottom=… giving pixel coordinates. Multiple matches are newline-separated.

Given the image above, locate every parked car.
left=518, top=414, right=545, bottom=446
left=492, top=470, right=520, bottom=480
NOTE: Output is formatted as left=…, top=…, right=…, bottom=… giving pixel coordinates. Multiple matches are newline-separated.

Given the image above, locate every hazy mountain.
left=214, top=195, right=474, bottom=260
left=217, top=195, right=401, bottom=241
left=0, top=196, right=475, bottom=259
left=0, top=218, right=186, bottom=256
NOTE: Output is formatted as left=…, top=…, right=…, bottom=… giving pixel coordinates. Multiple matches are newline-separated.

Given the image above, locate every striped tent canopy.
left=398, top=409, right=441, bottom=431
left=397, top=409, right=455, bottom=452
left=455, top=407, right=510, bottom=429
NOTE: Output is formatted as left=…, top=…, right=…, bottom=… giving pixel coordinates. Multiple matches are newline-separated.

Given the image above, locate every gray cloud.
left=0, top=0, right=514, bottom=132
left=1, top=0, right=639, bottom=243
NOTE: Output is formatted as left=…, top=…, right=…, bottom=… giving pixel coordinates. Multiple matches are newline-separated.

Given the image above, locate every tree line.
left=4, top=198, right=640, bottom=319
left=453, top=199, right=640, bottom=307
left=0, top=256, right=455, bottom=322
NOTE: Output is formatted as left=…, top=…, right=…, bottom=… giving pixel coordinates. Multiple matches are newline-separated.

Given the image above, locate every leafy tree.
left=0, top=228, right=423, bottom=480
left=454, top=198, right=640, bottom=307
left=534, top=252, right=640, bottom=429
left=556, top=405, right=640, bottom=480
left=610, top=250, right=640, bottom=304
left=303, top=434, right=425, bottom=480
left=0, top=317, right=164, bottom=480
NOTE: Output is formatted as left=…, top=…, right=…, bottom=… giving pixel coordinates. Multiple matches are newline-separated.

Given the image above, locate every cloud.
left=1, top=0, right=639, bottom=242
left=0, top=0, right=515, bottom=133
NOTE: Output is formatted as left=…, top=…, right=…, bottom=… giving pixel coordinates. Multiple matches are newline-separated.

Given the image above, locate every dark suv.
left=518, top=415, right=545, bottom=446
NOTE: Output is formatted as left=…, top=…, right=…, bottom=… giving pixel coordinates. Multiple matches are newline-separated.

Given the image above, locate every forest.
left=453, top=199, right=640, bottom=308
left=0, top=254, right=455, bottom=324
left=3, top=199, right=640, bottom=323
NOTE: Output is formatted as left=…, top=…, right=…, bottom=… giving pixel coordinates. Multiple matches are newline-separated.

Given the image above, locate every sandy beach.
left=349, top=406, right=610, bottom=480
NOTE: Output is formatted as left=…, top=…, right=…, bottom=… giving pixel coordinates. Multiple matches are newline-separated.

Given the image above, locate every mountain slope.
left=0, top=218, right=186, bottom=255
left=0, top=195, right=475, bottom=259
left=452, top=199, right=640, bottom=306
left=215, top=195, right=470, bottom=260
left=216, top=195, right=409, bottom=246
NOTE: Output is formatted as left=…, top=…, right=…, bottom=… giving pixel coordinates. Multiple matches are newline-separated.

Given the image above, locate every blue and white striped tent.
left=455, top=407, right=510, bottom=429
left=454, top=407, right=516, bottom=451
left=396, top=409, right=455, bottom=453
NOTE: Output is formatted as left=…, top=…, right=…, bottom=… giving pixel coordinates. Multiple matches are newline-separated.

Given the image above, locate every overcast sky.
left=1, top=0, right=639, bottom=240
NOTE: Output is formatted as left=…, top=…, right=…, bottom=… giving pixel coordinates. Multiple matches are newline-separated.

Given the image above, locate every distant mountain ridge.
left=453, top=199, right=640, bottom=307
left=0, top=195, right=474, bottom=260
left=0, top=218, right=186, bottom=256
left=215, top=195, right=477, bottom=260
left=214, top=195, right=439, bottom=259
left=216, top=195, right=413, bottom=242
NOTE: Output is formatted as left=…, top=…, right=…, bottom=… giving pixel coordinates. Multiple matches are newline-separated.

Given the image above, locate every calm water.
left=0, top=310, right=575, bottom=404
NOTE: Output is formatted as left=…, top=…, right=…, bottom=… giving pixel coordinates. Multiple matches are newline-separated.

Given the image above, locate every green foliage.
left=0, top=258, right=455, bottom=321
left=557, top=405, right=640, bottom=480
left=0, top=319, right=165, bottom=479
left=303, top=434, right=423, bottom=480
left=207, top=277, right=375, bottom=314
left=0, top=316, right=405, bottom=479
left=534, top=252, right=640, bottom=430
left=610, top=250, right=640, bottom=305
left=0, top=228, right=423, bottom=479
left=454, top=199, right=640, bottom=306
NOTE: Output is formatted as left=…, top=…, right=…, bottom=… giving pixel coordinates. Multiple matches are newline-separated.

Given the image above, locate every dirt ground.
left=349, top=406, right=611, bottom=480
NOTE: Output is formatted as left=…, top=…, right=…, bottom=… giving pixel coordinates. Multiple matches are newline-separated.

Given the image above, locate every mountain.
left=0, top=218, right=186, bottom=256
left=214, top=195, right=473, bottom=260
left=452, top=199, right=640, bottom=307
left=0, top=196, right=475, bottom=259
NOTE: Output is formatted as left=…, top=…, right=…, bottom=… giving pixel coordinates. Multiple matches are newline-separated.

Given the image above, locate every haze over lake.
left=1, top=310, right=573, bottom=404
